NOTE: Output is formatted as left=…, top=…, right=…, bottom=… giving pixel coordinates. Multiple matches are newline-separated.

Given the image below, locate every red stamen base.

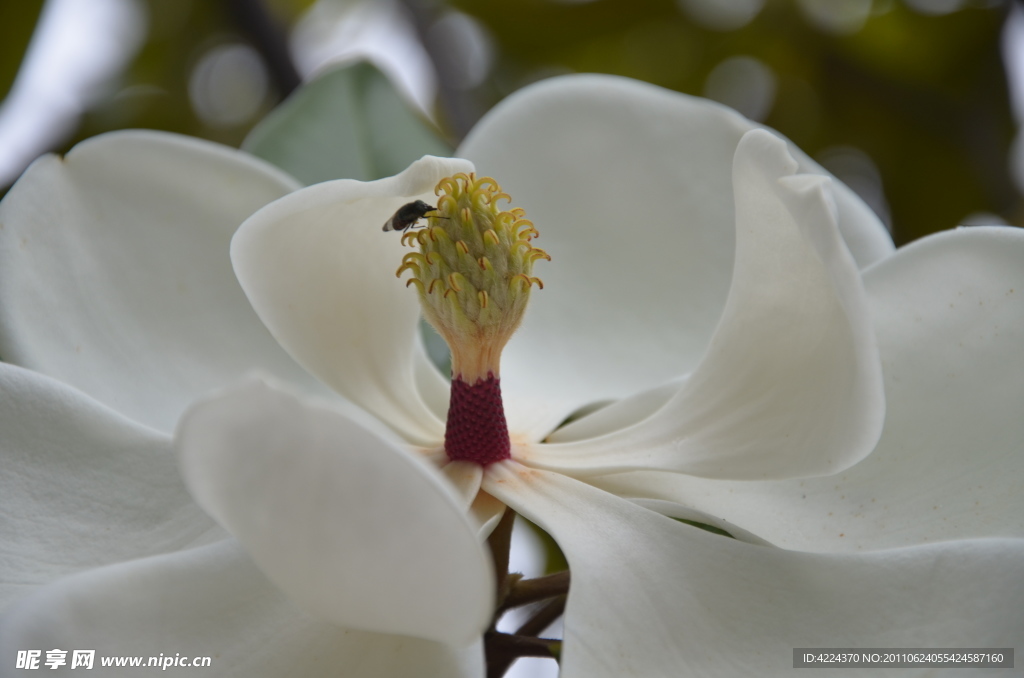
left=445, top=372, right=511, bottom=465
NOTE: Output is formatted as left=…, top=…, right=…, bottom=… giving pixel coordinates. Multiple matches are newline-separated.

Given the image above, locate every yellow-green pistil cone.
left=396, top=173, right=549, bottom=465
left=396, top=172, right=549, bottom=383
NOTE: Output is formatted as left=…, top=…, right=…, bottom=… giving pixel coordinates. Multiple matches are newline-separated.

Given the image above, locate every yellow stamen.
left=395, top=172, right=548, bottom=382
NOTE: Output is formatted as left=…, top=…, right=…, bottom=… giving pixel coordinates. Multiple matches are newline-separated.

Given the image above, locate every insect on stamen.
left=382, top=200, right=449, bottom=233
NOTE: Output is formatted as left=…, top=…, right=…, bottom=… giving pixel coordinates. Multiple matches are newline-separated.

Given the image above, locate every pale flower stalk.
left=0, top=74, right=1022, bottom=676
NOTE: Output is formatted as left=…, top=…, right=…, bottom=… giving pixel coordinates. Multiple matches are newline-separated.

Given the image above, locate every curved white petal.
left=0, top=363, right=220, bottom=611
left=526, top=131, right=883, bottom=480
left=593, top=226, right=1024, bottom=551
left=0, top=130, right=332, bottom=433
left=441, top=461, right=484, bottom=510
left=630, top=498, right=773, bottom=546
left=460, top=74, right=893, bottom=438
left=469, top=492, right=507, bottom=539
left=0, top=540, right=484, bottom=677
left=414, top=338, right=451, bottom=420
left=546, top=377, right=683, bottom=444
left=484, top=464, right=1024, bottom=678
left=231, top=156, right=472, bottom=445
left=176, top=378, right=492, bottom=645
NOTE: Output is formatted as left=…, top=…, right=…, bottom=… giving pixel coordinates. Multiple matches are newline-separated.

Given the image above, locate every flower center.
left=396, top=173, right=549, bottom=465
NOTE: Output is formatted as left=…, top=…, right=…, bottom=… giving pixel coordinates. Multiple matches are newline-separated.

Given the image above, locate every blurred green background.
left=1, top=0, right=1020, bottom=246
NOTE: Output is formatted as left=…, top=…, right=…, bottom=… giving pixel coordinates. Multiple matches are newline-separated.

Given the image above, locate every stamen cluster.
left=396, top=173, right=549, bottom=382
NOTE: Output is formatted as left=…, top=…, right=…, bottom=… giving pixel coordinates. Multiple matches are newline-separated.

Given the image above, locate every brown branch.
left=501, top=570, right=570, bottom=611
left=488, top=507, right=516, bottom=605
left=515, top=594, right=567, bottom=637
left=485, top=631, right=560, bottom=678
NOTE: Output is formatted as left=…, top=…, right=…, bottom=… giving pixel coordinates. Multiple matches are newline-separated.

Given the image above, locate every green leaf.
left=243, top=61, right=452, bottom=184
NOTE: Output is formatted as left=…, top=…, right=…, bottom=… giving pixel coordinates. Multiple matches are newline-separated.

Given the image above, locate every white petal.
left=596, top=226, right=1024, bottom=551
left=546, top=377, right=683, bottom=443
left=231, top=156, right=473, bottom=445
left=459, top=74, right=893, bottom=438
left=525, top=131, right=884, bottom=480
left=469, top=492, right=507, bottom=539
left=441, top=461, right=484, bottom=510
left=0, top=363, right=219, bottom=611
left=630, top=498, right=773, bottom=546
left=0, top=130, right=332, bottom=433
left=414, top=339, right=451, bottom=421
left=176, top=378, right=492, bottom=645
left=484, top=463, right=1024, bottom=678
left=0, top=540, right=484, bottom=677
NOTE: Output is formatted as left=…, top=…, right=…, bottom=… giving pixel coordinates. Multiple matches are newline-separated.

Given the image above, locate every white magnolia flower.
left=0, top=136, right=491, bottom=674
left=1, top=75, right=1022, bottom=676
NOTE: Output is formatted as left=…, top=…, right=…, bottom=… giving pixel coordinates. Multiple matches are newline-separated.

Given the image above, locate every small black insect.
left=382, top=200, right=442, bottom=232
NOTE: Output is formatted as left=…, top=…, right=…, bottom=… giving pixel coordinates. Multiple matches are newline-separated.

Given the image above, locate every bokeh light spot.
left=188, top=42, right=269, bottom=128
left=428, top=10, right=494, bottom=91
left=703, top=55, right=776, bottom=122
left=677, top=0, right=765, bottom=31
left=796, top=0, right=873, bottom=34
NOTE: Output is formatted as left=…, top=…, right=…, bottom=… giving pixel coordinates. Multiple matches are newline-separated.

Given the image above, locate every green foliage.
left=71, top=0, right=315, bottom=151
left=243, top=61, right=452, bottom=185
left=1, top=0, right=1019, bottom=239
left=0, top=0, right=45, bottom=101
left=450, top=0, right=1018, bottom=244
